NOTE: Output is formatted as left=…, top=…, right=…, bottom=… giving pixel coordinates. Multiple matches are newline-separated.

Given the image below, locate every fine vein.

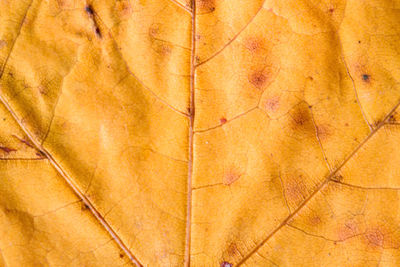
left=184, top=0, right=196, bottom=265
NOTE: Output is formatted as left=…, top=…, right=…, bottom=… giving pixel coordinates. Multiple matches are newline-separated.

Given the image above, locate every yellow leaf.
left=0, top=0, right=400, bottom=266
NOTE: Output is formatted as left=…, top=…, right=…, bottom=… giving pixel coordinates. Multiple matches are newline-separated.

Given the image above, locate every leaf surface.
left=0, top=0, right=400, bottom=266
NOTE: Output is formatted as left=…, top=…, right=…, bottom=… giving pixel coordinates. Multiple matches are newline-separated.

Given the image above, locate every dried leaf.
left=0, top=0, right=400, bottom=266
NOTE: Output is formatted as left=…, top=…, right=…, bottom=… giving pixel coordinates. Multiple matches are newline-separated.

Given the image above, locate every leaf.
left=0, top=0, right=400, bottom=266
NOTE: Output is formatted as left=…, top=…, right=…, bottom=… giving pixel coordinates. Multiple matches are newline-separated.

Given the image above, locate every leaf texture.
left=0, top=0, right=400, bottom=266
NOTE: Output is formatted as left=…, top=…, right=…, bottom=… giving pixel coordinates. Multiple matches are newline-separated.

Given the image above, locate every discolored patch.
left=223, top=167, right=242, bottom=186
left=284, top=175, right=308, bottom=205
left=148, top=24, right=161, bottom=38
left=248, top=71, right=267, bottom=89
left=264, top=96, right=280, bottom=112
left=220, top=117, right=227, bottom=124
left=308, top=214, right=322, bottom=226
left=337, top=219, right=359, bottom=241
left=198, top=0, right=216, bottom=13
left=316, top=124, right=332, bottom=141
left=364, top=228, right=384, bottom=247
left=0, top=40, right=6, bottom=49
left=289, top=105, right=312, bottom=132
left=226, top=242, right=240, bottom=258
left=115, top=0, right=132, bottom=19
left=244, top=37, right=265, bottom=53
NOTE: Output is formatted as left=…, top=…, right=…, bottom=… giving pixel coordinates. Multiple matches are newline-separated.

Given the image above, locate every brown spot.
left=221, top=262, right=232, bottom=267
left=344, top=122, right=349, bottom=126
left=328, top=8, right=334, bottom=13
left=248, top=71, right=267, bottom=89
left=223, top=167, right=242, bottom=185
left=0, top=146, right=16, bottom=153
left=198, top=0, right=215, bottom=12
left=264, top=96, right=280, bottom=112
left=289, top=106, right=311, bottom=129
left=309, top=215, right=322, bottom=226
left=220, top=117, right=227, bottom=124
left=116, top=0, right=132, bottom=19
left=81, top=203, right=89, bottom=211
left=365, top=228, right=384, bottom=247
left=119, top=253, right=124, bottom=258
left=244, top=37, right=264, bottom=53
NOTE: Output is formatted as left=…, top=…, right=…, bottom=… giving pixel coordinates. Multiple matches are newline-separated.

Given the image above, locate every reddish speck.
left=221, top=262, right=232, bottom=267
left=220, top=117, right=227, bottom=124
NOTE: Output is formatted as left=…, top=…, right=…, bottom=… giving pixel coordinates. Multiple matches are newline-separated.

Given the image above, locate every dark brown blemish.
left=85, top=5, right=94, bottom=15
left=119, top=253, right=124, bottom=258
left=95, top=27, right=102, bottom=38
left=220, top=117, right=227, bottom=124
left=221, top=262, right=233, bottom=267
left=329, top=8, right=334, bottom=13
left=81, top=202, right=89, bottom=211
left=358, top=40, right=361, bottom=44
left=0, top=146, right=16, bottom=153
left=388, top=114, right=397, bottom=123
left=362, top=74, right=370, bottom=82
left=248, top=71, right=267, bottom=89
